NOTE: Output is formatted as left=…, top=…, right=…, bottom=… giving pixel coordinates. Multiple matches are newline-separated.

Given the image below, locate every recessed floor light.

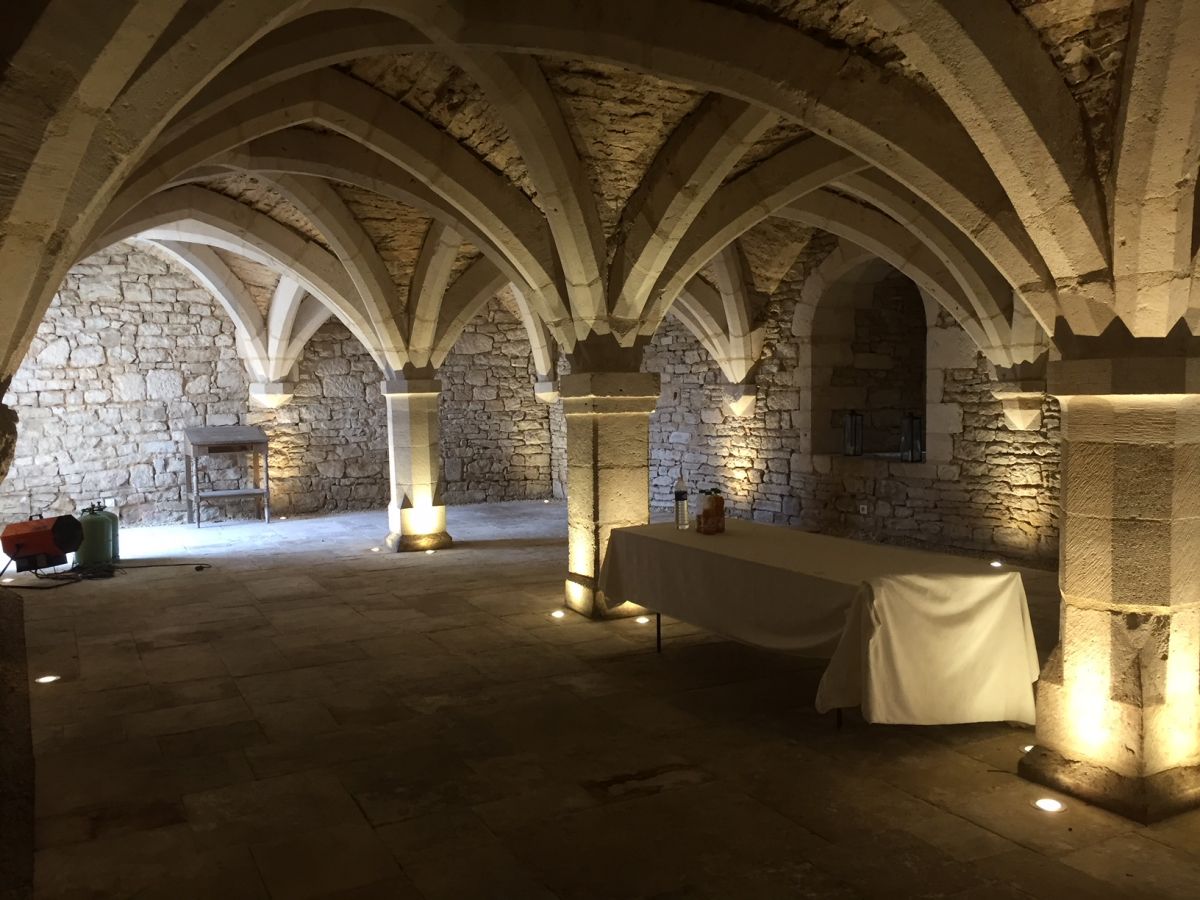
left=1, top=577, right=13, bottom=584
left=551, top=610, right=565, bottom=619
left=990, top=560, right=1004, bottom=568
left=1022, top=744, right=1034, bottom=753
left=543, top=499, right=550, bottom=504
left=370, top=547, right=380, bottom=552
left=35, top=675, right=60, bottom=684
left=425, top=549, right=435, bottom=555
left=636, top=615, right=651, bottom=625
left=1033, top=797, right=1064, bottom=813
left=278, top=516, right=288, bottom=521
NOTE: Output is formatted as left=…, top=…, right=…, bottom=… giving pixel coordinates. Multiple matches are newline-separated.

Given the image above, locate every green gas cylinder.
left=76, top=505, right=114, bottom=567
left=95, top=504, right=119, bottom=560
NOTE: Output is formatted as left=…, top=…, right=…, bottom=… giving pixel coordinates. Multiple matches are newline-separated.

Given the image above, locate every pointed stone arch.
left=776, top=190, right=1009, bottom=365
left=643, top=137, right=870, bottom=335
left=1111, top=0, right=1200, bottom=335
left=90, top=185, right=397, bottom=372
left=98, top=69, right=570, bottom=340
left=858, top=0, right=1110, bottom=285
left=609, top=95, right=777, bottom=330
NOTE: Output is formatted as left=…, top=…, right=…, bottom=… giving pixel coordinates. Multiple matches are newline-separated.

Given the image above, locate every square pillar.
left=561, top=371, right=660, bottom=618
left=381, top=375, right=451, bottom=552
left=1021, top=393, right=1200, bottom=821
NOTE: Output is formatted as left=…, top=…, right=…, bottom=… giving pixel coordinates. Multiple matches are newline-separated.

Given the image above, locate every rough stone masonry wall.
left=438, top=298, right=553, bottom=504
left=817, top=270, right=926, bottom=454
left=645, top=261, right=1061, bottom=565
left=0, top=244, right=552, bottom=525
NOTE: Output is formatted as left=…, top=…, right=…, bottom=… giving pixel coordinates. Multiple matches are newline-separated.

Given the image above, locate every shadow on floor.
left=0, top=588, right=33, bottom=899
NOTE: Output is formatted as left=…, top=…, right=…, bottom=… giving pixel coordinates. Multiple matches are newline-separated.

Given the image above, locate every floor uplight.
left=1022, top=744, right=1034, bottom=753
left=551, top=610, right=566, bottom=619
left=990, top=560, right=1003, bottom=568
left=1033, top=797, right=1064, bottom=813
left=279, top=516, right=288, bottom=521
left=370, top=547, right=380, bottom=552
left=35, top=675, right=60, bottom=684
left=425, top=549, right=435, bottom=555
left=543, top=499, right=550, bottom=504
left=636, top=616, right=651, bottom=625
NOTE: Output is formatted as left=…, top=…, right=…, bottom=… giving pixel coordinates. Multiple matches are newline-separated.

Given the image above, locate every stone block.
left=146, top=370, right=183, bottom=400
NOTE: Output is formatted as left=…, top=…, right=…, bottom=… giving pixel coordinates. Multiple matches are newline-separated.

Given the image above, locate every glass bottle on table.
left=674, top=472, right=690, bottom=530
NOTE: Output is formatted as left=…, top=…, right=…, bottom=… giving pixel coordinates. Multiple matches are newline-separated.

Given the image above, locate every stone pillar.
left=1022, top=384, right=1200, bottom=821
left=561, top=371, right=660, bottom=618
left=381, top=375, right=451, bottom=552
left=0, top=376, right=17, bottom=485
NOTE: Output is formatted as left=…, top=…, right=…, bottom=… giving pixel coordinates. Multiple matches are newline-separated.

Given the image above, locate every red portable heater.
left=1, top=514, right=84, bottom=572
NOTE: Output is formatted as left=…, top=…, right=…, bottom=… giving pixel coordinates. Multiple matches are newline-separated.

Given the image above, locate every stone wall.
left=439, top=297, right=553, bottom=504
left=246, top=323, right=389, bottom=518
left=812, top=268, right=926, bottom=455
left=0, top=245, right=553, bottom=525
left=645, top=259, right=1061, bottom=565
left=0, top=245, right=250, bottom=524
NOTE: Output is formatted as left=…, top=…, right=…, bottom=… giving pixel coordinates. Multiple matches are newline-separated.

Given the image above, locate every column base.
left=1019, top=745, right=1200, bottom=823
left=385, top=531, right=453, bottom=552
left=564, top=574, right=646, bottom=619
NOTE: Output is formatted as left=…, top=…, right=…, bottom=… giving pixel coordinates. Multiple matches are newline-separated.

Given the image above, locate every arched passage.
left=805, top=258, right=927, bottom=456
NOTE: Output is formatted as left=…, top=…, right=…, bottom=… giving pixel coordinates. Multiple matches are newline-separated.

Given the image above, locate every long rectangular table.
left=598, top=519, right=1039, bottom=724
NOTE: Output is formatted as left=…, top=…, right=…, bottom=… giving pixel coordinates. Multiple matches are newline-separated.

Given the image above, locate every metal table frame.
left=183, top=426, right=270, bottom=527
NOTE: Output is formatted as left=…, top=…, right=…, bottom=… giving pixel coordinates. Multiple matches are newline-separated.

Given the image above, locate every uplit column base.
left=384, top=503, right=452, bottom=552
left=564, top=573, right=647, bottom=619
left=1021, top=745, right=1200, bottom=824
left=386, top=530, right=453, bottom=552
left=1022, top=622, right=1200, bottom=823
left=1022, top=658, right=1200, bottom=827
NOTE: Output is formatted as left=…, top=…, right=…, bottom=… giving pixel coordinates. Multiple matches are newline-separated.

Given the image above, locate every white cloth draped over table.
left=815, top=572, right=1039, bottom=724
left=599, top=519, right=1039, bottom=725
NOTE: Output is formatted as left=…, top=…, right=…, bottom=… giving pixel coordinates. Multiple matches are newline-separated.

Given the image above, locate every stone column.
left=561, top=371, right=660, bottom=618
left=0, top=376, right=17, bottom=485
left=381, top=374, right=451, bottom=552
left=1022, top=368, right=1200, bottom=821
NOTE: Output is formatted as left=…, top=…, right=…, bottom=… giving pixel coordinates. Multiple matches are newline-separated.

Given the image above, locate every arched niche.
left=806, top=257, right=927, bottom=457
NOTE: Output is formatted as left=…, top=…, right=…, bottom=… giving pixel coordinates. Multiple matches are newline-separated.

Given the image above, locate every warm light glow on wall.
left=1158, top=614, right=1200, bottom=769
left=564, top=578, right=591, bottom=614
left=569, top=530, right=596, bottom=579
left=1067, top=660, right=1112, bottom=761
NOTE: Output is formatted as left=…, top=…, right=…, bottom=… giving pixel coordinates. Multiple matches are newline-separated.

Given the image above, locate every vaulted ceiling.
left=5, top=0, right=1195, bottom=391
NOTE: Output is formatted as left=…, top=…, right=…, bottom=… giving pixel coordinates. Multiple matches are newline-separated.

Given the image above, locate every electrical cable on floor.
left=11, top=560, right=211, bottom=590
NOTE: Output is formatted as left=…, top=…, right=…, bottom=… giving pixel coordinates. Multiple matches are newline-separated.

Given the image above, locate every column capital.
left=1050, top=317, right=1200, bottom=396
left=380, top=376, right=442, bottom=396
left=719, top=382, right=757, bottom=418
left=1048, top=357, right=1200, bottom=396
left=248, top=382, right=295, bottom=409
left=560, top=372, right=660, bottom=416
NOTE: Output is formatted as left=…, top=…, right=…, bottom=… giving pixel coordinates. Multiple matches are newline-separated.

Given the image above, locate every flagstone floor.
left=13, top=501, right=1200, bottom=898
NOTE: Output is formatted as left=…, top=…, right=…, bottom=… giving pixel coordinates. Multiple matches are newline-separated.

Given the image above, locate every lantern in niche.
left=843, top=410, right=864, bottom=456
left=901, top=413, right=924, bottom=462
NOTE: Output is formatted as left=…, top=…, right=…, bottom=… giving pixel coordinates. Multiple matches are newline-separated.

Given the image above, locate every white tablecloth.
left=814, top=573, right=1039, bottom=724
left=599, top=519, right=1039, bottom=724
